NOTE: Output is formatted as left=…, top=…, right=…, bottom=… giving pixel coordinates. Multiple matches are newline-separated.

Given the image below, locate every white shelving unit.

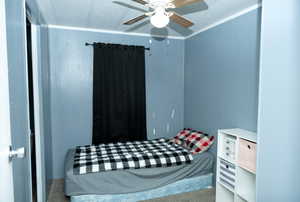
left=216, top=128, right=257, bottom=202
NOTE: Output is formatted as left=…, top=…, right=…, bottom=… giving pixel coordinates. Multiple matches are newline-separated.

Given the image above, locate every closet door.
left=1, top=0, right=33, bottom=202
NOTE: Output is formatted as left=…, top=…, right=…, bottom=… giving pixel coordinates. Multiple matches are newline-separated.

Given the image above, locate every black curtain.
left=92, top=43, right=147, bottom=144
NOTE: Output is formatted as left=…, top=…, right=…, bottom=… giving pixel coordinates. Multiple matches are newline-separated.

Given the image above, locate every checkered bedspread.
left=73, top=138, right=193, bottom=175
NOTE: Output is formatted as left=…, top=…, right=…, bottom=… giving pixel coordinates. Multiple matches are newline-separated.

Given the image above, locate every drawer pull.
left=248, top=145, right=251, bottom=149
left=220, top=166, right=235, bottom=176
left=226, top=165, right=229, bottom=169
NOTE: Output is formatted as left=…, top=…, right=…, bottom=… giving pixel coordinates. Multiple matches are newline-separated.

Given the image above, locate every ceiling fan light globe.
left=150, top=13, right=170, bottom=28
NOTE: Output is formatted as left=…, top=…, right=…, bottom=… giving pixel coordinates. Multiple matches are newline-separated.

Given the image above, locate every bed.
left=65, top=146, right=214, bottom=202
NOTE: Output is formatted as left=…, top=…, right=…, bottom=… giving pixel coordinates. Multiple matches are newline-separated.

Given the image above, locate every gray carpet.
left=140, top=188, right=215, bottom=202
left=48, top=179, right=70, bottom=202
left=48, top=179, right=215, bottom=202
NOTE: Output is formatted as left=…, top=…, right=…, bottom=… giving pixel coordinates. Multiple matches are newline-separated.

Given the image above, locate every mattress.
left=65, top=149, right=214, bottom=196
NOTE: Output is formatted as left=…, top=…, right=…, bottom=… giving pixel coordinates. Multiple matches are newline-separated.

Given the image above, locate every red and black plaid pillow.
left=185, top=131, right=215, bottom=154
left=170, top=128, right=192, bottom=147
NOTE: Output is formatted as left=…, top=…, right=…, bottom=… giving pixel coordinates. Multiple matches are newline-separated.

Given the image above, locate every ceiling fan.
left=123, top=0, right=203, bottom=28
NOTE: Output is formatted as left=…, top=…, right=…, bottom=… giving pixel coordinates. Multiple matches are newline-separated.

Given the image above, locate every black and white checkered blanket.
left=73, top=138, right=193, bottom=175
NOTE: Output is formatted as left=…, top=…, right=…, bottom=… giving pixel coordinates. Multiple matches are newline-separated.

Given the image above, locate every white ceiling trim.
left=186, top=3, right=262, bottom=39
left=46, top=24, right=186, bottom=40
left=45, top=3, right=261, bottom=40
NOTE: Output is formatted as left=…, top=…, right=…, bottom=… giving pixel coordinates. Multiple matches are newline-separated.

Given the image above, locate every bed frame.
left=71, top=173, right=213, bottom=202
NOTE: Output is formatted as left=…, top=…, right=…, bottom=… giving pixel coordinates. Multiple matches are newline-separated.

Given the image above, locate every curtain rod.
left=85, top=43, right=150, bottom=51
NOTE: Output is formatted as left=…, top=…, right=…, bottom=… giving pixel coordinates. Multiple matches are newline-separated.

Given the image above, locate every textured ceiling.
left=27, top=0, right=260, bottom=38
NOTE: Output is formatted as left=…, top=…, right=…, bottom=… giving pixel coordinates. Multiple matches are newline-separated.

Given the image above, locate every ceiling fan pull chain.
left=148, top=39, right=152, bottom=56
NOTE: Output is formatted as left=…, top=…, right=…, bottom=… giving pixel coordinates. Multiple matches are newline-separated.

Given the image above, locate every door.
left=0, top=0, right=33, bottom=202
left=0, top=0, right=14, bottom=201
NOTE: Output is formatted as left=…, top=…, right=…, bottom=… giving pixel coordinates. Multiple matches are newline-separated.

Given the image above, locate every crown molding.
left=46, top=24, right=185, bottom=40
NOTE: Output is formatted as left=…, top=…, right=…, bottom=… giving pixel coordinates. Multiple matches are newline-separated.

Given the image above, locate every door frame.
left=0, top=0, right=16, bottom=201
left=31, top=24, right=47, bottom=202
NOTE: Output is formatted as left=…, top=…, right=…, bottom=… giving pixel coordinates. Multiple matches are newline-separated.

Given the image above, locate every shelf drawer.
left=219, top=159, right=236, bottom=190
left=223, top=136, right=236, bottom=161
left=238, top=138, right=257, bottom=173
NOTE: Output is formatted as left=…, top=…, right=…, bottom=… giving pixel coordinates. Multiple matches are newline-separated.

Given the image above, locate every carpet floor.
left=48, top=179, right=215, bottom=202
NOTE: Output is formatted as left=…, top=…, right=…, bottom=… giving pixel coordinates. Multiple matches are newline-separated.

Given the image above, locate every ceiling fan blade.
left=132, top=0, right=148, bottom=5
left=170, top=13, right=194, bottom=28
left=124, top=14, right=148, bottom=25
left=171, top=0, right=202, bottom=8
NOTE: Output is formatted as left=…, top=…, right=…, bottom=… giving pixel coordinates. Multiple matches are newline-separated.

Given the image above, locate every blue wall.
left=256, top=1, right=300, bottom=201
left=47, top=28, right=185, bottom=178
left=184, top=9, right=261, bottom=141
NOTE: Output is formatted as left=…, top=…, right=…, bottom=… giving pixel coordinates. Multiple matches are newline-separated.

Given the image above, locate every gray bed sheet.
left=65, top=149, right=214, bottom=196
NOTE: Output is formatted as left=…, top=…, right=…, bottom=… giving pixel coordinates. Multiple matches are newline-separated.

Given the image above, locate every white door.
left=0, top=0, right=14, bottom=201
left=0, top=0, right=33, bottom=201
